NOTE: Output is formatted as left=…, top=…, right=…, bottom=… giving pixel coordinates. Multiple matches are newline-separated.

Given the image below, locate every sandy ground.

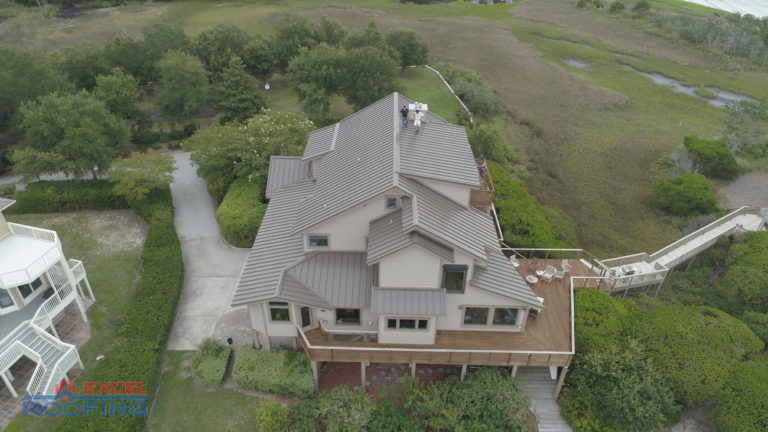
left=717, top=172, right=768, bottom=209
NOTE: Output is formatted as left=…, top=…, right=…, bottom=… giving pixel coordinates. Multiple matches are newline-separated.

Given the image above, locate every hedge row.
left=215, top=178, right=267, bottom=248
left=10, top=181, right=184, bottom=432
left=232, top=346, right=314, bottom=398
left=193, top=339, right=232, bottom=387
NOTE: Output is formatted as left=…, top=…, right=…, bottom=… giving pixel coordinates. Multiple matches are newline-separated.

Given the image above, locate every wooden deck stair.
left=517, top=367, right=574, bottom=432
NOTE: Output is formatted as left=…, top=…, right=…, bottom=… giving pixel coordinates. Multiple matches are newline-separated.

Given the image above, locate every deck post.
left=410, top=362, right=416, bottom=377
left=291, top=337, right=298, bottom=351
left=310, top=361, right=319, bottom=393
left=84, top=277, right=95, bottom=300
left=2, top=370, right=17, bottom=398
left=460, top=364, right=467, bottom=382
left=49, top=322, right=60, bottom=339
left=511, top=365, right=518, bottom=377
left=554, top=366, right=568, bottom=400
left=360, top=362, right=366, bottom=388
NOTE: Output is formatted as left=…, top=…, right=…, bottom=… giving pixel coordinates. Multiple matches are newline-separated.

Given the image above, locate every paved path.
left=166, top=152, right=250, bottom=351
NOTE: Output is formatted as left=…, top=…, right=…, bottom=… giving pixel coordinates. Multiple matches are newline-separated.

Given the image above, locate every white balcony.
left=0, top=223, right=63, bottom=289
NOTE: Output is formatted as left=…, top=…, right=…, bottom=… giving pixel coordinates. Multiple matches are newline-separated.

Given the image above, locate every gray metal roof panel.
left=278, top=274, right=333, bottom=309
left=302, top=123, right=337, bottom=161
left=471, top=252, right=544, bottom=308
left=286, top=252, right=373, bottom=308
left=367, top=209, right=454, bottom=264
left=399, top=124, right=481, bottom=187
left=265, top=156, right=312, bottom=199
left=370, top=288, right=446, bottom=315
left=231, top=181, right=315, bottom=306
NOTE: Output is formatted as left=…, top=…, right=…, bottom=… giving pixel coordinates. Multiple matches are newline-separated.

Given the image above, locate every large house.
left=232, top=93, right=578, bottom=392
left=0, top=198, right=94, bottom=397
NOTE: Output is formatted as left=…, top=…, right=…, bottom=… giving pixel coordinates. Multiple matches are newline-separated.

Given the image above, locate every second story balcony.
left=470, top=160, right=494, bottom=213
left=0, top=223, right=63, bottom=290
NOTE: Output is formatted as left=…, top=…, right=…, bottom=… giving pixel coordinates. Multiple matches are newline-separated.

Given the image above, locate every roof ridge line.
left=331, top=123, right=339, bottom=151
left=393, top=92, right=400, bottom=187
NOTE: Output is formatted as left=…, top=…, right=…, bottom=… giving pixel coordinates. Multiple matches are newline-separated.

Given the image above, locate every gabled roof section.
left=301, top=123, right=338, bottom=161
left=371, top=288, right=446, bottom=315
left=231, top=181, right=315, bottom=306
left=471, top=253, right=544, bottom=309
left=265, top=156, right=311, bottom=199
left=399, top=123, right=481, bottom=187
left=285, top=252, right=373, bottom=308
left=367, top=208, right=453, bottom=264
left=399, top=177, right=499, bottom=260
left=0, top=198, right=14, bottom=213
left=278, top=274, right=333, bottom=309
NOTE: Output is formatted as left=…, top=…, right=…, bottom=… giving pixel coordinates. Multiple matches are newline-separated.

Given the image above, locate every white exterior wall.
left=315, top=307, right=379, bottom=332
left=377, top=315, right=436, bottom=344
left=420, top=178, right=472, bottom=206
left=439, top=285, right=529, bottom=332
left=248, top=303, right=267, bottom=333
left=303, top=193, right=401, bottom=252
left=378, top=245, right=441, bottom=288
left=262, top=302, right=299, bottom=337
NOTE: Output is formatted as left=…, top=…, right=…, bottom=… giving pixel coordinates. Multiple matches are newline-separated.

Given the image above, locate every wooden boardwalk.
left=517, top=367, right=574, bottom=432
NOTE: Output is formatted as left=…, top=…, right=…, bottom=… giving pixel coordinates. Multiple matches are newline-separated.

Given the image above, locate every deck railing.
left=502, top=247, right=611, bottom=276
left=41, top=346, right=82, bottom=396
left=470, top=165, right=495, bottom=213
left=319, top=320, right=378, bottom=343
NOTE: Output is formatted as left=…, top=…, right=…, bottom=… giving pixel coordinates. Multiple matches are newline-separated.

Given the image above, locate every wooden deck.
left=299, top=258, right=596, bottom=368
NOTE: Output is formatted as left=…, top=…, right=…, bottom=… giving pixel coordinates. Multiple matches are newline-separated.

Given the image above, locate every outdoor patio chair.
left=561, top=260, right=572, bottom=274
left=541, top=265, right=557, bottom=283
left=510, top=257, right=521, bottom=268
left=554, top=268, right=565, bottom=281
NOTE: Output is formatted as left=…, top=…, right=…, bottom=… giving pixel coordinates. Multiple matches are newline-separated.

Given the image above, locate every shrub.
left=640, top=305, right=763, bottom=406
left=466, top=122, right=512, bottom=165
left=561, top=387, right=614, bottom=432
left=255, top=398, right=291, bottom=432
left=452, top=79, right=505, bottom=119
left=683, top=136, right=739, bottom=180
left=574, top=289, right=639, bottom=353
left=167, top=141, right=182, bottom=150
left=232, top=346, right=315, bottom=398
left=715, top=231, right=768, bottom=315
left=132, top=128, right=160, bottom=148
left=316, top=386, right=376, bottom=432
left=633, top=0, right=651, bottom=14
left=653, top=173, right=717, bottom=216
left=576, top=0, right=588, bottom=8
left=215, top=178, right=267, bottom=248
left=711, top=358, right=768, bottom=432
left=289, top=399, right=321, bottom=432
left=740, top=311, right=768, bottom=344
left=562, top=342, right=679, bottom=432
left=609, top=1, right=625, bottom=13
left=0, top=182, right=15, bottom=196
left=488, top=160, right=572, bottom=248
left=205, top=170, right=235, bottom=204
left=5, top=180, right=129, bottom=214
left=370, top=401, right=423, bottom=432
left=694, top=87, right=717, bottom=99
left=183, top=123, right=197, bottom=137
left=193, top=338, right=232, bottom=387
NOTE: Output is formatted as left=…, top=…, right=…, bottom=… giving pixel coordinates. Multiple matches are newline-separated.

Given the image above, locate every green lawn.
left=148, top=351, right=265, bottom=432
left=5, top=211, right=146, bottom=432
left=395, top=66, right=463, bottom=123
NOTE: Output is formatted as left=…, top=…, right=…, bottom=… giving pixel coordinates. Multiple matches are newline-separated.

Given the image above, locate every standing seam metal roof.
left=471, top=252, right=544, bottom=308
left=265, top=156, right=312, bottom=199
left=370, top=288, right=447, bottom=315
left=302, top=123, right=338, bottom=161
left=285, top=252, right=373, bottom=308
left=367, top=208, right=454, bottom=264
left=0, top=198, right=14, bottom=212
left=399, top=123, right=481, bottom=187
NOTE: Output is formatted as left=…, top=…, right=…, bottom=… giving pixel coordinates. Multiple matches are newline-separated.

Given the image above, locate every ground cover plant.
left=232, top=346, right=315, bottom=398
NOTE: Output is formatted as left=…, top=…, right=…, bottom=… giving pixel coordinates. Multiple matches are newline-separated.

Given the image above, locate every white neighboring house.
left=0, top=198, right=94, bottom=397
left=232, top=93, right=576, bottom=391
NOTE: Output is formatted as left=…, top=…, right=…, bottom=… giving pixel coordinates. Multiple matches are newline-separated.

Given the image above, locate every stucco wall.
left=379, top=245, right=441, bottom=288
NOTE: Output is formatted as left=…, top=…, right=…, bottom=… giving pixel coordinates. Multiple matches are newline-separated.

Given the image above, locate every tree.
left=103, top=36, right=155, bottom=85
left=142, top=21, right=189, bottom=82
left=342, top=21, right=387, bottom=51
left=341, top=47, right=396, bottom=109
left=467, top=122, right=512, bottom=164
left=218, top=57, right=266, bottom=125
left=94, top=68, right=143, bottom=120
left=189, top=24, right=252, bottom=82
left=562, top=342, right=679, bottom=432
left=715, top=231, right=768, bottom=315
left=653, top=173, right=718, bottom=216
left=272, top=14, right=322, bottom=70
left=156, top=51, right=210, bottom=126
left=640, top=305, right=763, bottom=406
left=711, top=358, right=768, bottom=432
left=386, top=28, right=429, bottom=72
left=16, top=91, right=130, bottom=179
left=452, top=79, right=505, bottom=118
left=56, top=42, right=110, bottom=90
left=242, top=39, right=275, bottom=82
left=10, top=146, right=75, bottom=181
left=319, top=15, right=347, bottom=47
left=287, top=44, right=344, bottom=118
left=109, top=151, right=176, bottom=202
left=0, top=45, right=71, bottom=131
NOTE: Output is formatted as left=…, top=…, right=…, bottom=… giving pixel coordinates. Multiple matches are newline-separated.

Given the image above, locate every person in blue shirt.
left=400, top=105, right=409, bottom=129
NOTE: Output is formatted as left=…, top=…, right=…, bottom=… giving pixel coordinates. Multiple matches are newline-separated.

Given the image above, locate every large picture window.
left=463, top=306, right=521, bottom=328
left=387, top=317, right=429, bottom=331
left=268, top=301, right=290, bottom=322
left=463, top=307, right=489, bottom=325
left=442, top=265, right=468, bottom=293
left=493, top=308, right=519, bottom=326
left=336, top=308, right=360, bottom=325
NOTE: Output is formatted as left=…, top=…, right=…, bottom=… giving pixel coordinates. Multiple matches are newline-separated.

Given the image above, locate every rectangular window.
left=31, top=278, right=43, bottom=290
left=386, top=317, right=429, bottom=331
left=268, top=301, right=290, bottom=322
left=386, top=197, right=399, bottom=209
left=336, top=308, right=360, bottom=324
left=18, top=284, right=33, bottom=299
left=308, top=235, right=329, bottom=248
left=463, top=307, right=489, bottom=325
left=0, top=289, right=13, bottom=309
left=442, top=265, right=468, bottom=293
left=493, top=308, right=519, bottom=326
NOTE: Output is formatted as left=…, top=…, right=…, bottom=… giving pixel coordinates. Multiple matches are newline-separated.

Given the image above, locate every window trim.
left=268, top=301, right=291, bottom=323
left=460, top=305, right=522, bottom=329
left=307, top=234, right=330, bottom=249
left=385, top=317, right=430, bottom=332
left=442, top=264, right=468, bottom=294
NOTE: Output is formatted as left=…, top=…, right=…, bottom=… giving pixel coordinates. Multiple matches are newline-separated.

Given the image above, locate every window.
left=18, top=284, right=32, bottom=299
left=493, top=308, right=518, bottom=326
left=442, top=265, right=468, bottom=293
left=0, top=289, right=13, bottom=309
left=269, top=302, right=290, bottom=322
left=336, top=308, right=360, bottom=324
left=386, top=196, right=399, bottom=209
left=463, top=307, right=489, bottom=325
left=300, top=306, right=312, bottom=328
left=386, top=317, right=429, bottom=331
left=308, top=235, right=329, bottom=248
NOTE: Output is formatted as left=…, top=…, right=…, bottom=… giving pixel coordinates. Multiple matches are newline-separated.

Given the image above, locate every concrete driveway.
left=167, top=152, right=250, bottom=351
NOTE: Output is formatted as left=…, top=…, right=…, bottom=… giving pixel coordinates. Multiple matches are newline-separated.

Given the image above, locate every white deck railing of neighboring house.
left=1, top=223, right=61, bottom=288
